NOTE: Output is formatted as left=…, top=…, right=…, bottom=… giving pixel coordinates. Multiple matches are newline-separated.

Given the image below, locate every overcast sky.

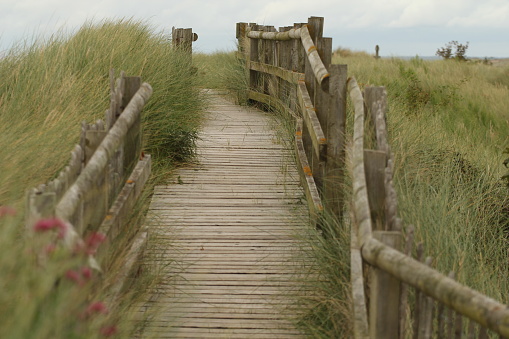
left=0, top=0, right=508, bottom=57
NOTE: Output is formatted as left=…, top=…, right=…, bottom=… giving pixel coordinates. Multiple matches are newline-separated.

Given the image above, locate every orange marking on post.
left=303, top=166, right=312, bottom=176
left=296, top=131, right=303, bottom=137
left=319, top=138, right=327, bottom=144
left=127, top=179, right=134, bottom=184
left=308, top=45, right=317, bottom=53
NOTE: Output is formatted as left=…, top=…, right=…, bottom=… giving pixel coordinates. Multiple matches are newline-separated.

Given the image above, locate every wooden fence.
left=237, top=16, right=509, bottom=338
left=237, top=16, right=347, bottom=224
left=25, top=71, right=152, bottom=284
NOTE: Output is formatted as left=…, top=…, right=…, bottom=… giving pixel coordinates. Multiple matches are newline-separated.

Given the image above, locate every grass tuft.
left=0, top=18, right=204, bottom=338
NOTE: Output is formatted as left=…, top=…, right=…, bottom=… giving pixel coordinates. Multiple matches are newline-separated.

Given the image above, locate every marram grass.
left=0, top=19, right=204, bottom=338
left=335, top=54, right=509, bottom=302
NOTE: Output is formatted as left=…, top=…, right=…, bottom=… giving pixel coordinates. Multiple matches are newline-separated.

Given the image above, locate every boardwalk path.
left=141, top=91, right=314, bottom=338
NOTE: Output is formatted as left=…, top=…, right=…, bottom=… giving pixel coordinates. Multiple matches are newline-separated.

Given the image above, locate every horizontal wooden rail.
left=55, top=83, right=153, bottom=226
left=295, top=119, right=324, bottom=222
left=247, top=24, right=329, bottom=90
left=248, top=61, right=303, bottom=84
left=247, top=27, right=302, bottom=41
left=297, top=81, right=327, bottom=160
left=362, top=237, right=509, bottom=336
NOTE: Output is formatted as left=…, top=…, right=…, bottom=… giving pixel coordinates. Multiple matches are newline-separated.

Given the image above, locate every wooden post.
left=236, top=22, right=248, bottom=53
left=171, top=27, right=198, bottom=55
left=324, top=64, right=347, bottom=218
left=370, top=231, right=402, bottom=339
left=364, top=149, right=387, bottom=230
left=122, top=77, right=142, bottom=178
left=375, top=45, right=380, bottom=59
left=248, top=24, right=260, bottom=95
left=304, top=17, right=324, bottom=105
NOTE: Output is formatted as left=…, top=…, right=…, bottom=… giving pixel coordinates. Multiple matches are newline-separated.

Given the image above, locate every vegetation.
left=2, top=17, right=508, bottom=338
left=198, top=47, right=509, bottom=336
left=0, top=19, right=203, bottom=338
left=436, top=40, right=470, bottom=61
left=335, top=52, right=509, bottom=303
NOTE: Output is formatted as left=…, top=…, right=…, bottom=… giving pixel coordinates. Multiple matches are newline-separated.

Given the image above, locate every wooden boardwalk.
left=139, top=91, right=314, bottom=338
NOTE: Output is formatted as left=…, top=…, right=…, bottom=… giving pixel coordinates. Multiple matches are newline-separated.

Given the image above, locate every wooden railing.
left=237, top=16, right=347, bottom=224
left=25, top=71, right=152, bottom=285
left=237, top=16, right=509, bottom=338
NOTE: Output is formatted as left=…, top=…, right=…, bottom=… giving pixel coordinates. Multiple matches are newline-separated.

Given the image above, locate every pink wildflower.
left=100, top=325, right=118, bottom=337
left=81, top=266, right=92, bottom=280
left=65, top=269, right=82, bottom=285
left=0, top=206, right=16, bottom=217
left=33, top=218, right=67, bottom=239
left=84, top=232, right=106, bottom=255
left=86, top=301, right=108, bottom=315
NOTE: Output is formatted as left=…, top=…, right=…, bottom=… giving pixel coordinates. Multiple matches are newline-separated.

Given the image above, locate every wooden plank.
left=249, top=61, right=303, bottom=84
left=324, top=64, right=347, bottom=217
left=297, top=80, right=327, bottom=160
left=294, top=119, right=323, bottom=225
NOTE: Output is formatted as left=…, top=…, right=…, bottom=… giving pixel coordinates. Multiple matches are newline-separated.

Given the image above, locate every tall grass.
left=0, top=19, right=204, bottom=338
left=194, top=50, right=249, bottom=104
left=335, top=54, right=509, bottom=301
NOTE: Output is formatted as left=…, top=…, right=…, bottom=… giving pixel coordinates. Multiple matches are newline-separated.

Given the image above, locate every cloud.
left=0, top=0, right=507, bottom=56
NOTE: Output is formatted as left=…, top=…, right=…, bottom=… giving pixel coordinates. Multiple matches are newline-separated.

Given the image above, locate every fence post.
left=236, top=22, right=248, bottom=53
left=248, top=23, right=260, bottom=95
left=171, top=27, right=198, bottom=55
left=324, top=64, right=347, bottom=218
left=370, top=230, right=402, bottom=339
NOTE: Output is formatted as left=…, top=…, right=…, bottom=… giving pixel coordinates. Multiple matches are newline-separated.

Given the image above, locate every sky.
left=0, top=0, right=508, bottom=58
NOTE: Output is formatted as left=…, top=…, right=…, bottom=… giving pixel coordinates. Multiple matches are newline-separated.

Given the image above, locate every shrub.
left=436, top=41, right=469, bottom=61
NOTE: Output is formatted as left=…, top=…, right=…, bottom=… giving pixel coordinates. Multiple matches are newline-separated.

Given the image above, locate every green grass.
left=0, top=19, right=204, bottom=338
left=194, top=50, right=249, bottom=104
left=335, top=54, right=509, bottom=302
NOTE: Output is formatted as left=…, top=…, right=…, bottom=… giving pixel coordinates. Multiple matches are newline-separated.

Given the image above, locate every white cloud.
left=0, top=0, right=507, bottom=56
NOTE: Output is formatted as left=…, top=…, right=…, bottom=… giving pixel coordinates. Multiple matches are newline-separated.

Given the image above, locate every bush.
left=436, top=41, right=469, bottom=61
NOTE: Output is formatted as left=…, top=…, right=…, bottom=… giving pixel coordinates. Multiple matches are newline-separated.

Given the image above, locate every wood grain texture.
left=138, top=90, right=315, bottom=338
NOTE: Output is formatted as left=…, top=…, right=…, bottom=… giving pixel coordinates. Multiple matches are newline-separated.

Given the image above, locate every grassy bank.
left=0, top=19, right=203, bottom=338
left=336, top=53, right=509, bottom=301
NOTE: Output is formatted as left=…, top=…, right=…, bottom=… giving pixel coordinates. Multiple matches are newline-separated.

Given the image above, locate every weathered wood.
left=400, top=225, right=415, bottom=338
left=248, top=61, right=303, bottom=85
left=99, top=154, right=151, bottom=244
left=295, top=119, right=323, bottom=225
left=172, top=27, right=196, bottom=54
left=364, top=149, right=387, bottom=230
left=361, top=238, right=509, bottom=337
left=324, top=64, right=347, bottom=218
left=417, top=257, right=434, bottom=339
left=349, top=76, right=373, bottom=245
left=297, top=80, right=327, bottom=160
left=247, top=89, right=300, bottom=120
left=140, top=91, right=313, bottom=338
left=369, top=231, right=402, bottom=339
left=236, top=22, right=248, bottom=53
left=247, top=27, right=302, bottom=41
left=351, top=219, right=369, bottom=339
left=55, top=82, right=153, bottom=229
left=300, top=24, right=329, bottom=91
left=84, top=130, right=107, bottom=165
left=248, top=24, right=261, bottom=94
